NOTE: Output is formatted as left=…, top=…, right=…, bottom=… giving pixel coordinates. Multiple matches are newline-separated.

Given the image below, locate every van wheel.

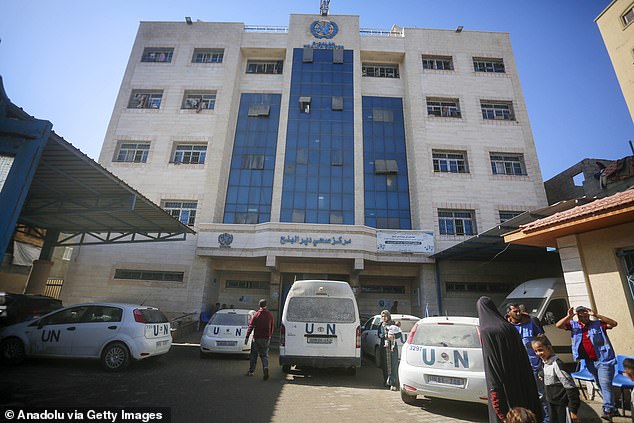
left=282, top=364, right=291, bottom=373
left=401, top=390, right=418, bottom=405
left=374, top=346, right=381, bottom=367
left=0, top=337, right=26, bottom=365
left=101, top=342, right=130, bottom=371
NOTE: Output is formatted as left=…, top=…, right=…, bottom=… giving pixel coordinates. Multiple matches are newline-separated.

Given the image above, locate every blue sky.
left=1, top=0, right=632, bottom=180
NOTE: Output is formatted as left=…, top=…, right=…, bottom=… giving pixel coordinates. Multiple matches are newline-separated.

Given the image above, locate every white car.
left=200, top=309, right=255, bottom=357
left=399, top=316, right=487, bottom=405
left=360, top=314, right=420, bottom=366
left=0, top=303, right=172, bottom=371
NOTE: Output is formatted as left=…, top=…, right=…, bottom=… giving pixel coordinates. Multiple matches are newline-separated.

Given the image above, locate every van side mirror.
left=542, top=311, right=555, bottom=326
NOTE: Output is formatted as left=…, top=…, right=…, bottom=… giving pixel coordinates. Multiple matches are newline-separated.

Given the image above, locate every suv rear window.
left=210, top=313, right=250, bottom=326
left=286, top=297, right=356, bottom=323
left=412, top=323, right=480, bottom=348
left=137, top=309, right=168, bottom=323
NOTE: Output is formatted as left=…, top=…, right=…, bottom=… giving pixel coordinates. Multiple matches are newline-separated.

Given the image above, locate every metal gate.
left=43, top=278, right=63, bottom=299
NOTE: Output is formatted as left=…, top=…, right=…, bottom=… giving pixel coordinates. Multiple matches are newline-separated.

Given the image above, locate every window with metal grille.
left=481, top=101, right=514, bottom=120
left=114, top=142, right=150, bottom=163
left=246, top=60, right=283, bottom=74
left=490, top=153, right=526, bottom=176
left=422, top=55, right=453, bottom=70
left=114, top=269, right=184, bottom=282
left=225, top=280, right=269, bottom=289
left=182, top=91, right=216, bottom=110
left=128, top=90, right=163, bottom=109
left=192, top=48, right=224, bottom=63
left=141, top=47, right=173, bottom=63
left=433, top=151, right=468, bottom=173
left=161, top=200, right=197, bottom=226
left=173, top=144, right=207, bottom=164
left=473, top=57, right=505, bottom=73
left=241, top=154, right=265, bottom=170
left=438, top=209, right=476, bottom=236
left=427, top=98, right=461, bottom=118
left=362, top=63, right=400, bottom=78
left=499, top=210, right=524, bottom=223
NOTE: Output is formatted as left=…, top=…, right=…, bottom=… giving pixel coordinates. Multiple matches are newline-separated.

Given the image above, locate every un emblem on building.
left=218, top=232, right=233, bottom=247
left=310, top=20, right=338, bottom=39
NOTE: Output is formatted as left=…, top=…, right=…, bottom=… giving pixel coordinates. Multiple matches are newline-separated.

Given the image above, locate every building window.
left=332, top=96, right=344, bottom=111
left=241, top=154, right=265, bottom=170
left=438, top=209, right=476, bottom=236
left=499, top=210, right=524, bottom=223
left=141, top=47, right=173, bottom=63
left=192, top=48, right=224, bottom=63
left=432, top=151, right=468, bottom=173
left=623, top=6, right=634, bottom=26
left=291, top=209, right=305, bottom=223
left=173, top=144, right=207, bottom=164
left=128, top=90, right=163, bottom=109
left=374, top=159, right=398, bottom=174
left=376, top=217, right=400, bottom=229
left=333, top=48, right=344, bottom=64
left=299, top=96, right=312, bottom=114
left=473, top=57, right=505, bottom=73
left=226, top=280, right=269, bottom=289
left=360, top=285, right=406, bottom=294
left=362, top=63, right=400, bottom=78
left=481, top=101, right=515, bottom=121
left=330, top=212, right=344, bottom=224
left=572, top=172, right=584, bottom=187
left=162, top=200, right=197, bottom=226
left=427, top=98, right=461, bottom=118
left=372, top=108, right=394, bottom=122
left=235, top=211, right=259, bottom=224
left=114, top=269, right=184, bottom=282
left=246, top=60, right=283, bottom=74
left=303, top=47, right=313, bottom=63
left=62, top=247, right=73, bottom=261
left=182, top=91, right=216, bottom=110
left=446, top=282, right=513, bottom=293
left=422, top=55, right=453, bottom=70
left=114, top=142, right=150, bottom=163
left=618, top=249, right=634, bottom=303
left=247, top=104, right=271, bottom=117
left=0, top=154, right=15, bottom=191
left=490, top=153, right=527, bottom=176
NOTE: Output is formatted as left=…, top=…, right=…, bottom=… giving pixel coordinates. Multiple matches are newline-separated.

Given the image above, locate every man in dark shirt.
left=245, top=299, right=274, bottom=380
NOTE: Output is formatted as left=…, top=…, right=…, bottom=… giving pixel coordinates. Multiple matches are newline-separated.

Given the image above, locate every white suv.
left=0, top=303, right=172, bottom=371
left=399, top=316, right=487, bottom=405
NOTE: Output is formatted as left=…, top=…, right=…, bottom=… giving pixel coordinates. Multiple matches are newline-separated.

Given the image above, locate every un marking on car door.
left=41, top=329, right=60, bottom=343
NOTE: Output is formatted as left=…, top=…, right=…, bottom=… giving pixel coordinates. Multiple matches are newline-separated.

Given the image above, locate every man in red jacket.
left=245, top=299, right=274, bottom=380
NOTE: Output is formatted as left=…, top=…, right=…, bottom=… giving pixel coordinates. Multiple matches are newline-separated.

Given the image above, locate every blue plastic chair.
left=571, top=359, right=601, bottom=400
left=613, top=355, right=634, bottom=417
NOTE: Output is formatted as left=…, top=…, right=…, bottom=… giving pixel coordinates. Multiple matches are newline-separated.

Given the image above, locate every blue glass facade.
left=223, top=93, right=281, bottom=224
left=363, top=96, right=411, bottom=229
left=280, top=48, right=355, bottom=224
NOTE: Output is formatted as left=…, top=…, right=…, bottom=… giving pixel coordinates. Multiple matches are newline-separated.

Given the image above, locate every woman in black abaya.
left=477, top=296, right=542, bottom=423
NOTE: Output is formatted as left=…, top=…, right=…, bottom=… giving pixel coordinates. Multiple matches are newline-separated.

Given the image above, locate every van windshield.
left=497, top=298, right=545, bottom=318
left=286, top=297, right=356, bottom=323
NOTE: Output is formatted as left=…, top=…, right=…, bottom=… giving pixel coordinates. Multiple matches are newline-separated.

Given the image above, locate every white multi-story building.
left=62, top=12, right=548, bottom=320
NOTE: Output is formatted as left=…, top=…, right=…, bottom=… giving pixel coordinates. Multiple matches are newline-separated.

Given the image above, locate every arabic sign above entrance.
left=280, top=235, right=351, bottom=247
left=376, top=231, right=435, bottom=254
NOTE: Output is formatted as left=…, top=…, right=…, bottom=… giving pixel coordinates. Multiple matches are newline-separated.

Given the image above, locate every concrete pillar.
left=24, top=259, right=54, bottom=295
left=557, top=235, right=594, bottom=309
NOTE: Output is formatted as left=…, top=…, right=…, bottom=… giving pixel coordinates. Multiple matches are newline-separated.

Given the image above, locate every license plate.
left=306, top=337, right=333, bottom=344
left=145, top=323, right=170, bottom=338
left=216, top=341, right=237, bottom=347
left=156, top=340, right=169, bottom=347
left=427, top=375, right=465, bottom=387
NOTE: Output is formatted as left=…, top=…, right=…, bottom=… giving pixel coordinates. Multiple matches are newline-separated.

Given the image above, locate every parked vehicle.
left=0, top=292, right=63, bottom=327
left=279, top=280, right=361, bottom=374
left=200, top=308, right=255, bottom=357
left=399, top=316, right=487, bottom=405
left=497, top=277, right=572, bottom=362
left=361, top=313, right=420, bottom=367
left=0, top=302, right=172, bottom=371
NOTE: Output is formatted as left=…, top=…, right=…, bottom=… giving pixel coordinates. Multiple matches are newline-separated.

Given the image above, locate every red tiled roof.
left=520, top=188, right=634, bottom=233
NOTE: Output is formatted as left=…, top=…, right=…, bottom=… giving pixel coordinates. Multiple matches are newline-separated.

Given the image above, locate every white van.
left=498, top=277, right=572, bottom=362
left=279, top=280, right=361, bottom=374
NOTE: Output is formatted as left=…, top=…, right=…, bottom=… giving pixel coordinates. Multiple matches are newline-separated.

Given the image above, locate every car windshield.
left=286, top=297, right=356, bottom=323
left=497, top=298, right=545, bottom=317
left=412, top=323, right=480, bottom=348
left=138, top=309, right=168, bottom=323
left=210, top=313, right=249, bottom=326
left=394, top=319, right=417, bottom=332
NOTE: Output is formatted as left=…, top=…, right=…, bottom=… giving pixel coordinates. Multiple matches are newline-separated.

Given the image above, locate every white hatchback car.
left=360, top=314, right=420, bottom=366
left=0, top=303, right=172, bottom=371
left=200, top=309, right=255, bottom=357
left=399, top=316, right=487, bottom=405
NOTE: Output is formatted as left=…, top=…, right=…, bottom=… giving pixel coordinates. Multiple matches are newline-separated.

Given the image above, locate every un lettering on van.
left=305, top=323, right=336, bottom=335
left=408, top=345, right=469, bottom=368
